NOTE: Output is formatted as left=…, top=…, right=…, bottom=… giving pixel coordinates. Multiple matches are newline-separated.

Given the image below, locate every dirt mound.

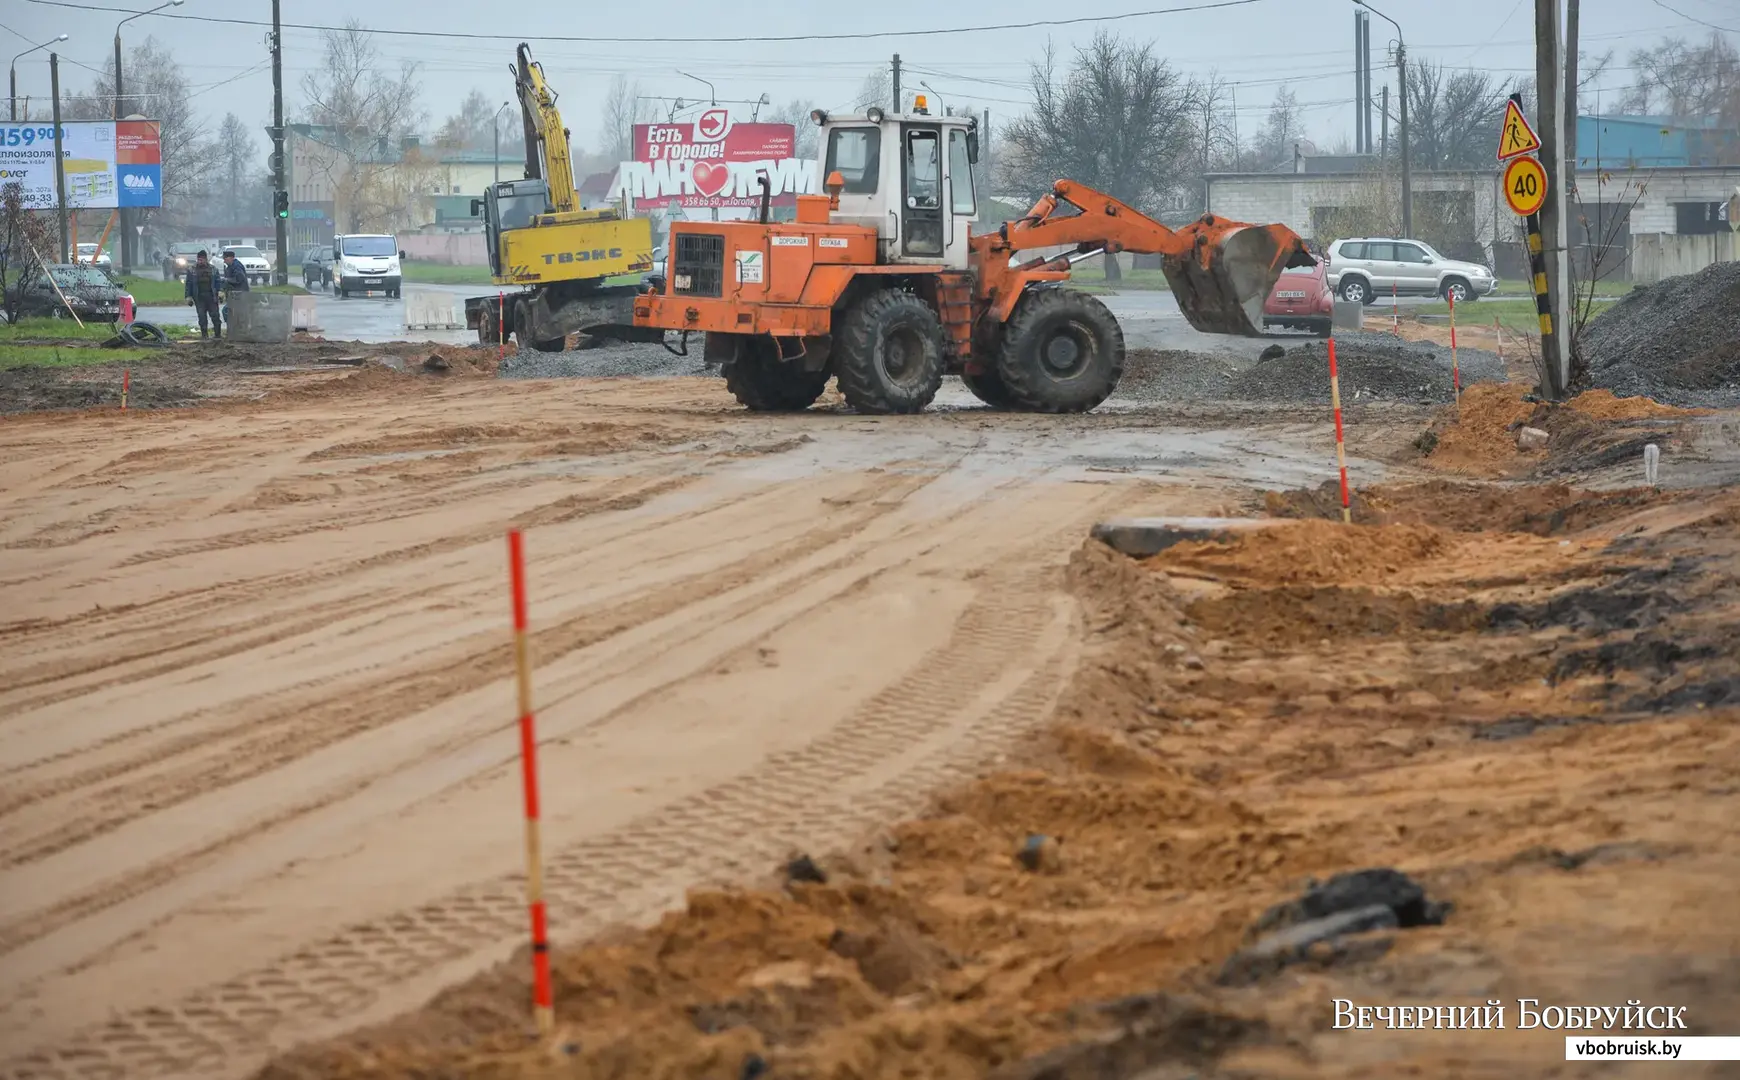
left=1224, top=332, right=1506, bottom=404
left=1146, top=519, right=1449, bottom=586
left=1568, top=387, right=1708, bottom=420
left=1264, top=478, right=1679, bottom=535
left=1413, top=382, right=1538, bottom=476
left=1580, top=261, right=1740, bottom=407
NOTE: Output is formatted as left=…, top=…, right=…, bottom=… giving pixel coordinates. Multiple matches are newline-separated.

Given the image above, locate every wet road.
left=136, top=281, right=1483, bottom=350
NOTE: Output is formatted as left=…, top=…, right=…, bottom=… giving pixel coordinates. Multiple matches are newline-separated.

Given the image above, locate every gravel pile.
left=497, top=339, right=714, bottom=380
left=1580, top=262, right=1740, bottom=408
left=1120, top=330, right=1503, bottom=405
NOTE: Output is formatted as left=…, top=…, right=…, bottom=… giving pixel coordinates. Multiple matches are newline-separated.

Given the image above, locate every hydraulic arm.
left=974, top=180, right=1314, bottom=336
left=513, top=44, right=577, bottom=216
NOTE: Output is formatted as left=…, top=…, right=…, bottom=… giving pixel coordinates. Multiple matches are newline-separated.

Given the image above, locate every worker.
left=184, top=250, right=223, bottom=338
left=220, top=249, right=251, bottom=294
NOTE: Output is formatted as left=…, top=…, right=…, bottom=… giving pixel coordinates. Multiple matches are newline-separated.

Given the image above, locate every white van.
left=331, top=234, right=404, bottom=299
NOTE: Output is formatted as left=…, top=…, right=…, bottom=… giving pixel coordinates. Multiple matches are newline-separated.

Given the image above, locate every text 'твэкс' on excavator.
left=632, top=98, right=1314, bottom=414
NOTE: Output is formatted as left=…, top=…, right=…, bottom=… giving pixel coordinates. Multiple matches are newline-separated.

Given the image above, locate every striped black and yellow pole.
left=1524, top=212, right=1553, bottom=339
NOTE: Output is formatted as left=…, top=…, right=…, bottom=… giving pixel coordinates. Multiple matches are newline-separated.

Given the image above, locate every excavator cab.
left=813, top=99, right=979, bottom=270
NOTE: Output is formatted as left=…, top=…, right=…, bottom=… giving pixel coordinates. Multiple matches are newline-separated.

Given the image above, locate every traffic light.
left=274, top=190, right=289, bottom=219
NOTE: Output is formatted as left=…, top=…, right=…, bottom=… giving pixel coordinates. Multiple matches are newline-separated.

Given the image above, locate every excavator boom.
left=513, top=44, right=577, bottom=215
left=980, top=180, right=1314, bottom=336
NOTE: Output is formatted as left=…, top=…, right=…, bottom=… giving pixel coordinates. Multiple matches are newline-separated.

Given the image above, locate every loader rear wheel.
left=834, top=290, right=944, bottom=415
left=996, top=288, right=1124, bottom=413
left=723, top=335, right=830, bottom=411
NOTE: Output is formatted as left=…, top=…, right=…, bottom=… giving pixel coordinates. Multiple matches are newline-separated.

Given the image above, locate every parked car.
left=221, top=245, right=273, bottom=285
left=4, top=263, right=124, bottom=323
left=1262, top=255, right=1334, bottom=337
left=162, top=242, right=204, bottom=281
left=301, top=245, right=336, bottom=289
left=1325, top=237, right=1498, bottom=304
left=74, top=243, right=112, bottom=268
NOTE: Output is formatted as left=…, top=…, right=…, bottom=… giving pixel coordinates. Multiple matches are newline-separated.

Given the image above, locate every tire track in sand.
left=0, top=480, right=1114, bottom=1080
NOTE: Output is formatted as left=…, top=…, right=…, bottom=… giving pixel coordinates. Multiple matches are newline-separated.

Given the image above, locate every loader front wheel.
left=834, top=290, right=944, bottom=415
left=996, top=288, right=1124, bottom=413
left=723, top=335, right=830, bottom=411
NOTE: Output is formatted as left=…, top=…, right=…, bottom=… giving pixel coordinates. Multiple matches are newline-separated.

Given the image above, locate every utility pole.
left=1534, top=0, right=1571, bottom=398
left=1396, top=42, right=1411, bottom=236
left=113, top=29, right=127, bottom=272
left=891, top=54, right=900, bottom=111
left=1381, top=85, right=1389, bottom=157
left=270, top=0, right=288, bottom=285
left=1565, top=0, right=1580, bottom=181
left=52, top=52, right=68, bottom=261
left=1361, top=13, right=1372, bottom=153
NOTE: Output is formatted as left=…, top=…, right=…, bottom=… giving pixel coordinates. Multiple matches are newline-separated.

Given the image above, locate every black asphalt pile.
left=1122, top=331, right=1503, bottom=405
left=1580, top=261, right=1740, bottom=408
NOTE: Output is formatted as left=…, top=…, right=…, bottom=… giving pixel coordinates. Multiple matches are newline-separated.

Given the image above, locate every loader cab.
left=476, top=178, right=552, bottom=275
left=817, top=102, right=979, bottom=270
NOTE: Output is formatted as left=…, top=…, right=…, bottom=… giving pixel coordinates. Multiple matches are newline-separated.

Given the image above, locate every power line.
left=23, top=0, right=1271, bottom=44
left=1650, top=0, right=1739, bottom=34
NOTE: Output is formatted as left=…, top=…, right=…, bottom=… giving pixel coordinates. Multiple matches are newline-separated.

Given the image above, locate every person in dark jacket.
left=184, top=250, right=223, bottom=338
left=220, top=250, right=251, bottom=293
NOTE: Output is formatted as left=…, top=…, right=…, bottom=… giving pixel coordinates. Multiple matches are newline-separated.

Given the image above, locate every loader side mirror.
left=470, top=198, right=482, bottom=216
left=966, top=129, right=980, bottom=164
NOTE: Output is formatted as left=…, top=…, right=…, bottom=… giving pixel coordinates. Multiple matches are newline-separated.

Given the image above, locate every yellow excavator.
left=464, top=44, right=656, bottom=352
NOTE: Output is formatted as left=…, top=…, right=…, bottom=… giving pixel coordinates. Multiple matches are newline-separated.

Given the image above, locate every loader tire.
left=996, top=288, right=1124, bottom=413
left=723, top=335, right=830, bottom=411
left=834, top=290, right=944, bottom=415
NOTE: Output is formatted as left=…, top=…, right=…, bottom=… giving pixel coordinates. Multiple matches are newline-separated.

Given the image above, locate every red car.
left=1262, top=255, right=1334, bottom=337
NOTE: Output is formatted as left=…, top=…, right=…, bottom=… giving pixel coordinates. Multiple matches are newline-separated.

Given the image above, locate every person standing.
left=220, top=249, right=251, bottom=294
left=184, top=250, right=223, bottom=339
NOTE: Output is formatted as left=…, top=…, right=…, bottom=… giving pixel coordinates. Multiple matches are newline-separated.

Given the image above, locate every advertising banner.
left=0, top=120, right=164, bottom=210
left=624, top=109, right=815, bottom=210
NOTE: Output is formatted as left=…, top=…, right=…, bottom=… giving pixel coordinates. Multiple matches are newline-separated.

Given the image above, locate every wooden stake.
left=1328, top=338, right=1352, bottom=525
left=507, top=529, right=554, bottom=1035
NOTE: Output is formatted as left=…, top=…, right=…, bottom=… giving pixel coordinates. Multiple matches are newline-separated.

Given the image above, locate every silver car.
left=1325, top=237, right=1498, bottom=305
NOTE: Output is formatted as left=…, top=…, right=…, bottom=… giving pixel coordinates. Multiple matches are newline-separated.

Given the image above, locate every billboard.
left=0, top=120, right=163, bottom=210
left=623, top=109, right=815, bottom=210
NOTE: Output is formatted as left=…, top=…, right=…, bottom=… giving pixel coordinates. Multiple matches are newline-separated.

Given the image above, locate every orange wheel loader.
left=631, top=100, right=1314, bottom=414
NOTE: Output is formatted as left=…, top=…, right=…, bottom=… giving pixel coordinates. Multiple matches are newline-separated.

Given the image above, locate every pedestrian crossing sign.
left=1497, top=99, right=1542, bottom=160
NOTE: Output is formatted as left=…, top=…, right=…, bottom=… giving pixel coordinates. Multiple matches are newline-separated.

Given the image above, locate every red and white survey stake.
left=498, top=291, right=506, bottom=363
left=1494, top=315, right=1503, bottom=366
left=506, top=529, right=555, bottom=1035
left=121, top=369, right=129, bottom=411
left=1450, top=294, right=1461, bottom=409
left=1327, top=337, right=1352, bottom=524
left=1391, top=283, right=1399, bottom=334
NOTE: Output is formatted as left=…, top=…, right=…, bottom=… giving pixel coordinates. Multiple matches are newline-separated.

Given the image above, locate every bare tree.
left=1, top=182, right=55, bottom=323
left=296, top=21, right=425, bottom=233
left=854, top=67, right=893, bottom=111
left=62, top=36, right=219, bottom=229
left=1618, top=32, right=1739, bottom=119
left=1404, top=60, right=1516, bottom=170
left=437, top=88, right=524, bottom=157
left=1250, top=86, right=1305, bottom=172
left=213, top=113, right=259, bottom=225
left=765, top=99, right=822, bottom=160
left=1566, top=171, right=1649, bottom=387
left=599, top=75, right=659, bottom=163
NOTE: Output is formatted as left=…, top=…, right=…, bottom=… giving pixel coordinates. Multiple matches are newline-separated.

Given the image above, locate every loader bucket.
left=1160, top=218, right=1315, bottom=337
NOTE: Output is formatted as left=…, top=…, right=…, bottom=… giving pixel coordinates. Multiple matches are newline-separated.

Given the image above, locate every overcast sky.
left=5, top=0, right=1734, bottom=162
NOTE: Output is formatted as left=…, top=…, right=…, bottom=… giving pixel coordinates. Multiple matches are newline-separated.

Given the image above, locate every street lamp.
left=751, top=92, right=769, bottom=122
left=677, top=70, right=716, bottom=106
left=10, top=34, right=68, bottom=123
left=115, top=0, right=183, bottom=273
left=1353, top=0, right=1410, bottom=238
left=493, top=100, right=512, bottom=185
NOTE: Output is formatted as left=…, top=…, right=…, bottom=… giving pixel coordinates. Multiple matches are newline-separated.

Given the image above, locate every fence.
left=399, top=233, right=489, bottom=266
left=1631, top=232, right=1736, bottom=284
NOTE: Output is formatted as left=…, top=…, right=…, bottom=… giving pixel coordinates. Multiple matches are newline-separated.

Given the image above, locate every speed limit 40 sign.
left=1504, top=155, right=1548, bottom=217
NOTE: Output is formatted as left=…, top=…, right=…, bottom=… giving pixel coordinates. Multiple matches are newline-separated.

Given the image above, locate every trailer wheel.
left=723, top=334, right=830, bottom=411
left=996, top=288, right=1124, bottom=413
left=834, top=289, right=944, bottom=415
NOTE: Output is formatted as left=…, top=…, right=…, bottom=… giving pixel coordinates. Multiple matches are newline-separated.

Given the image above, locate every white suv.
left=1326, top=237, right=1497, bottom=304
